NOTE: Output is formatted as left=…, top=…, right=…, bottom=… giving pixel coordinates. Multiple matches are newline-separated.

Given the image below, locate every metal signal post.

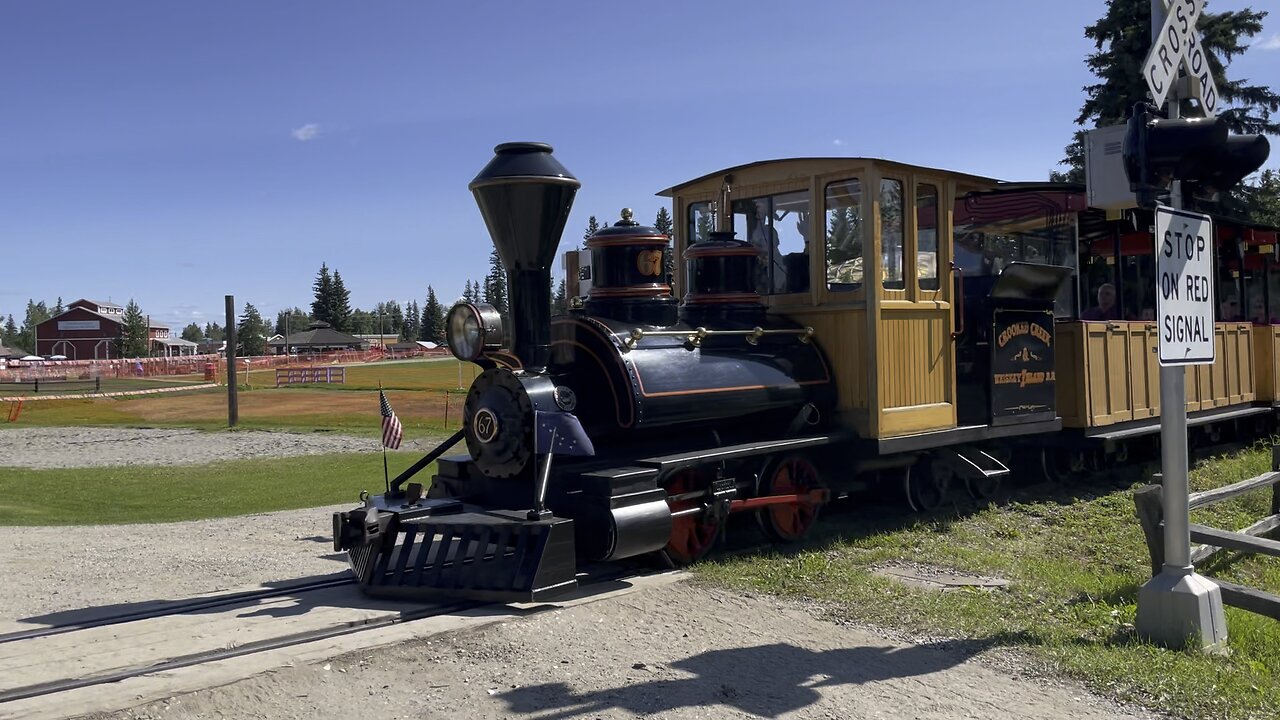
left=1133, top=0, right=1227, bottom=652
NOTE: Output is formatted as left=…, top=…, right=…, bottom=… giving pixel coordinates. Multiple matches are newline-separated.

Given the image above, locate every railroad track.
left=0, top=574, right=356, bottom=646
left=0, top=564, right=644, bottom=716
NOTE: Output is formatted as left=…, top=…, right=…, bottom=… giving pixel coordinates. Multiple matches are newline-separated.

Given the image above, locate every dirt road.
left=93, top=579, right=1151, bottom=720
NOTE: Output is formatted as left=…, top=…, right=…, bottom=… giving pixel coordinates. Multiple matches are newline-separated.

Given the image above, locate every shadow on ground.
left=497, top=635, right=1025, bottom=720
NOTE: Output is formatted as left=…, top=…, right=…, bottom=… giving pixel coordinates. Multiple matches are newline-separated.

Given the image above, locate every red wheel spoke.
left=759, top=455, right=823, bottom=543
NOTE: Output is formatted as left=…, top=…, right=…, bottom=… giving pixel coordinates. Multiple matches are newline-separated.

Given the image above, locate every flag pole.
left=380, top=382, right=390, bottom=495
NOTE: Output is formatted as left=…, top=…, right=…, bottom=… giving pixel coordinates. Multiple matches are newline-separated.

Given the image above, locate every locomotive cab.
left=660, top=159, right=1071, bottom=505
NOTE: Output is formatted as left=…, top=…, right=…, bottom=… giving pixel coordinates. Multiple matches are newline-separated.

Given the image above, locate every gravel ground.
left=0, top=427, right=432, bottom=469
left=1, top=428, right=1154, bottom=719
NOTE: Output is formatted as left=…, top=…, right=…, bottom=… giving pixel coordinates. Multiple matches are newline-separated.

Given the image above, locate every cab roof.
left=656, top=157, right=1003, bottom=197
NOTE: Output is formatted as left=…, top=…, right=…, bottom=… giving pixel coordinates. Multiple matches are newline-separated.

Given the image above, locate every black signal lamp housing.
left=1123, top=102, right=1271, bottom=208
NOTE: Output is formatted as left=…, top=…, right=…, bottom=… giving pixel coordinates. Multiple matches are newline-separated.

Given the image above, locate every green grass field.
left=0, top=451, right=428, bottom=525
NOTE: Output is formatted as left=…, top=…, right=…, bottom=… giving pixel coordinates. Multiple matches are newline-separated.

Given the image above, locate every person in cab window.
left=1219, top=295, right=1242, bottom=321
left=1081, top=282, right=1120, bottom=321
left=750, top=203, right=787, bottom=293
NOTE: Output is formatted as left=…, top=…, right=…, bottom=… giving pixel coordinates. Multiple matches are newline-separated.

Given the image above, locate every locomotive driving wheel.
left=661, top=469, right=721, bottom=566
left=758, top=454, right=824, bottom=543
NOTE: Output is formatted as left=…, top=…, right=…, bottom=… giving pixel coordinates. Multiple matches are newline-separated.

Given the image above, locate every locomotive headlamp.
left=446, top=302, right=505, bottom=361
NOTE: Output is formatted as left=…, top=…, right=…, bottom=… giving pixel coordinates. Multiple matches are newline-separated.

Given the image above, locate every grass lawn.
left=0, top=451, right=429, bottom=525
left=697, top=442, right=1280, bottom=720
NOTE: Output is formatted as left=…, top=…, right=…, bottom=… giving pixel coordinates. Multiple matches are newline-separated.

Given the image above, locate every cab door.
left=871, top=171, right=957, bottom=436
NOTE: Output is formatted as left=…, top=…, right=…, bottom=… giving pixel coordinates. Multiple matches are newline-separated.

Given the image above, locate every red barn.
left=34, top=299, right=171, bottom=360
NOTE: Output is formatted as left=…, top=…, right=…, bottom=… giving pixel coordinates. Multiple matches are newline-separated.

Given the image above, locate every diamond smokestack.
left=469, top=142, right=580, bottom=370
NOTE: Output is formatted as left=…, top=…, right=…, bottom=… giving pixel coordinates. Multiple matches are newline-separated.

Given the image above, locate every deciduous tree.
left=181, top=323, right=204, bottom=343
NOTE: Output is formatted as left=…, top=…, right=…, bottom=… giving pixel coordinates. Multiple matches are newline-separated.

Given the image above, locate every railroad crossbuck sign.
left=1144, top=0, right=1219, bottom=115
left=1156, top=206, right=1215, bottom=365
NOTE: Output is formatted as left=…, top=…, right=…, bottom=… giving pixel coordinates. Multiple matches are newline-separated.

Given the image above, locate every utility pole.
left=225, top=295, right=238, bottom=428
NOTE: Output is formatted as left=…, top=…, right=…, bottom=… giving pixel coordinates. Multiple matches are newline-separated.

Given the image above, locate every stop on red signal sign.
left=1156, top=206, right=1215, bottom=366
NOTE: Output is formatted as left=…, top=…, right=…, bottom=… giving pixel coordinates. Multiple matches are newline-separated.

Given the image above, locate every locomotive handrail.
left=388, top=428, right=466, bottom=495
left=622, top=326, right=814, bottom=349
left=950, top=262, right=965, bottom=339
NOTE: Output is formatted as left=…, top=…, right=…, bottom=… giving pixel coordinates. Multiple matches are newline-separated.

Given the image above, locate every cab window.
left=731, top=191, right=810, bottom=295
left=917, top=184, right=939, bottom=291
left=688, top=201, right=715, bottom=244
left=824, top=179, right=863, bottom=292
left=880, top=179, right=905, bottom=290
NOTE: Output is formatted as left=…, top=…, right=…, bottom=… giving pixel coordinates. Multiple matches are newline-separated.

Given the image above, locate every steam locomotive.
left=332, top=140, right=1280, bottom=599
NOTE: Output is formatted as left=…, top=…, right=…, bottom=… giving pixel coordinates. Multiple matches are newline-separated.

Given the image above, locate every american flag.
left=379, top=390, right=403, bottom=449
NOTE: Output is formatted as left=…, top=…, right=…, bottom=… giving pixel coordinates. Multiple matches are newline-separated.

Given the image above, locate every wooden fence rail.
left=0, top=377, right=101, bottom=394
left=1134, top=445, right=1280, bottom=620
left=275, top=367, right=346, bottom=387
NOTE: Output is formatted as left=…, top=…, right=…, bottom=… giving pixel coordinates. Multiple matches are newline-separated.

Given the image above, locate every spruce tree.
left=654, top=207, right=675, bottom=288
left=237, top=303, right=268, bottom=356
left=3, top=315, right=17, bottom=348
left=1054, top=1, right=1278, bottom=182
left=484, top=249, right=508, bottom=316
left=119, top=300, right=150, bottom=358
left=329, top=271, right=352, bottom=331
left=53, top=296, right=64, bottom=315
left=583, top=215, right=603, bottom=245
left=181, top=323, right=204, bottom=343
left=311, top=263, right=333, bottom=325
left=402, top=300, right=419, bottom=341
left=204, top=322, right=224, bottom=342
left=422, top=287, right=444, bottom=342
left=552, top=278, right=567, bottom=315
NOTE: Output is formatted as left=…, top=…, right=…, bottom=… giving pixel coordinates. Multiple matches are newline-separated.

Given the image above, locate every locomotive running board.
left=343, top=509, right=578, bottom=604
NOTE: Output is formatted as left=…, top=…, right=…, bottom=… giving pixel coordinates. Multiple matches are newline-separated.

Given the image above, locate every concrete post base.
left=1135, top=566, right=1228, bottom=651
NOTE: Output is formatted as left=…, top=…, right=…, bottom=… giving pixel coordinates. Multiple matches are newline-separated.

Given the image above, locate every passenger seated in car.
left=1081, top=283, right=1120, bottom=321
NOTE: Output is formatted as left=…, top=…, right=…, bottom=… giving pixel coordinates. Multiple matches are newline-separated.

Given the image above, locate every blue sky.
left=1, top=1, right=1277, bottom=330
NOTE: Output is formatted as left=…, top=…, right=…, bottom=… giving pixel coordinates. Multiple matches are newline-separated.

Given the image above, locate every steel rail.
left=0, top=575, right=355, bottom=645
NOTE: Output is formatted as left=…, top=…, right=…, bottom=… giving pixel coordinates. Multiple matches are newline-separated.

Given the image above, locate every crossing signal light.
left=1122, top=102, right=1271, bottom=207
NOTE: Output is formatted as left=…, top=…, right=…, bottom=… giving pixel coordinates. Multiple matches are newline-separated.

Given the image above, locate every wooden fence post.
left=1133, top=480, right=1166, bottom=577
left=1272, top=445, right=1280, bottom=517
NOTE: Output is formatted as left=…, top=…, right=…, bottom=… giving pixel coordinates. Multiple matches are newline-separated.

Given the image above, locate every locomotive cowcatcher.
left=333, top=143, right=1075, bottom=603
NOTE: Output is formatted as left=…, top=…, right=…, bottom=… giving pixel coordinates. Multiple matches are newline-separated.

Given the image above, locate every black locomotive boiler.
left=333, top=143, right=843, bottom=602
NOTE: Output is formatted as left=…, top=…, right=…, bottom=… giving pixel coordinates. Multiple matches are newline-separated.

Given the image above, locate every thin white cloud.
left=291, top=123, right=322, bottom=141
left=1258, top=33, right=1280, bottom=51
left=832, top=139, right=845, bottom=146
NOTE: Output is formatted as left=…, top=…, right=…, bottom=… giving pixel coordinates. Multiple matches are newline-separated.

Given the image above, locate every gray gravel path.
left=0, top=427, right=432, bottom=469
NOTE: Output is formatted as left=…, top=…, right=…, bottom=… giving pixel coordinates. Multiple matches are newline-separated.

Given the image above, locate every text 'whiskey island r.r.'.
left=1155, top=206, right=1215, bottom=366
